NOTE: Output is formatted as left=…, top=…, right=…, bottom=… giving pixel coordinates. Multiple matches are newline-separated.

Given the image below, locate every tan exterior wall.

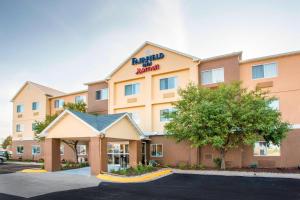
left=49, top=91, right=88, bottom=115
left=240, top=53, right=300, bottom=124
left=87, top=82, right=108, bottom=114
left=109, top=44, right=199, bottom=134
left=105, top=117, right=140, bottom=140
left=12, top=84, right=48, bottom=141
left=149, top=135, right=199, bottom=166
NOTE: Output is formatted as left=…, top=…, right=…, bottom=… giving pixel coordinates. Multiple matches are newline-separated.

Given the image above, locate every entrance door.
left=107, top=143, right=129, bottom=172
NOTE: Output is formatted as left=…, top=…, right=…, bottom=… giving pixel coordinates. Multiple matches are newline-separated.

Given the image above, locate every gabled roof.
left=48, top=90, right=87, bottom=99
left=40, top=109, right=144, bottom=137
left=11, top=81, right=66, bottom=102
left=106, top=41, right=201, bottom=79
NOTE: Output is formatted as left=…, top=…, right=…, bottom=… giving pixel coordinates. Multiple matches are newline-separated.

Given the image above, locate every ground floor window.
left=17, top=145, right=24, bottom=154
left=151, top=144, right=163, bottom=157
left=107, top=143, right=129, bottom=172
left=32, top=145, right=41, bottom=155
left=76, top=145, right=87, bottom=156
left=254, top=141, right=280, bottom=156
left=60, top=145, right=64, bottom=155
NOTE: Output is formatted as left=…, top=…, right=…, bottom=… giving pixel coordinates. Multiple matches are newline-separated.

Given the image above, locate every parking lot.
left=0, top=167, right=300, bottom=200
left=0, top=163, right=38, bottom=174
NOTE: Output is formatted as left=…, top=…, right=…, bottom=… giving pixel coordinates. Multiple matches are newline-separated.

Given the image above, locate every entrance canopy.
left=40, top=109, right=144, bottom=140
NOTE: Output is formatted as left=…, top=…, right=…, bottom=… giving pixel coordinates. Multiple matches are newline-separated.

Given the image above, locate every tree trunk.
left=62, top=140, right=79, bottom=163
left=220, top=149, right=226, bottom=170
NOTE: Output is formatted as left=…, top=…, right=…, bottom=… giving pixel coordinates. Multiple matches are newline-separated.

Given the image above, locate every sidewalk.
left=7, top=161, right=43, bottom=166
left=173, top=169, right=300, bottom=179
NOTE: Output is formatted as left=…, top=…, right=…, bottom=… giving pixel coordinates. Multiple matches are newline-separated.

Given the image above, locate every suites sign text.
left=132, top=53, right=165, bottom=75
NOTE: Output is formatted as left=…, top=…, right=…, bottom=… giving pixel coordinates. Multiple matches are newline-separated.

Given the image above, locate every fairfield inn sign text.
left=132, top=53, right=165, bottom=75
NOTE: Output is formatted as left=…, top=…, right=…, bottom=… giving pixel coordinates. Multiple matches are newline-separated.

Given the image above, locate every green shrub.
left=178, top=162, right=188, bottom=170
left=213, top=158, right=222, bottom=169
left=110, top=165, right=156, bottom=176
left=148, top=160, right=158, bottom=167
left=249, top=163, right=258, bottom=169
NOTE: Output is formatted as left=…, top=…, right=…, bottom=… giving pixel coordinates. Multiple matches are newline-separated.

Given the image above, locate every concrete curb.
left=7, top=161, right=43, bottom=166
left=173, top=169, right=300, bottom=179
left=97, top=169, right=173, bottom=183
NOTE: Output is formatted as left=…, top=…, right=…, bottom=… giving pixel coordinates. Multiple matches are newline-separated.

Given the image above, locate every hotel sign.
left=132, top=53, right=165, bottom=75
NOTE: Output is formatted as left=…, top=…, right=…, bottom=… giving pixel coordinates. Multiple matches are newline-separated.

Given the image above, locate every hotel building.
left=11, top=42, right=300, bottom=174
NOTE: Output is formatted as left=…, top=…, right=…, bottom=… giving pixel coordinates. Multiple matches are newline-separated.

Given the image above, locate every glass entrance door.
left=107, top=143, right=129, bottom=172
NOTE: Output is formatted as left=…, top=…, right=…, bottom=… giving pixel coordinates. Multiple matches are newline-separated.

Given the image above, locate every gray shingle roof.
left=69, top=110, right=127, bottom=132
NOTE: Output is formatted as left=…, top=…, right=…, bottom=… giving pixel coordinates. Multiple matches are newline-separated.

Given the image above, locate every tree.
left=2, top=136, right=12, bottom=149
left=33, top=102, right=87, bottom=163
left=165, top=82, right=290, bottom=169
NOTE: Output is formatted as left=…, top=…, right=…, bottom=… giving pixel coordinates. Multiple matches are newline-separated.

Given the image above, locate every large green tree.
left=33, top=101, right=87, bottom=163
left=165, top=82, right=290, bottom=169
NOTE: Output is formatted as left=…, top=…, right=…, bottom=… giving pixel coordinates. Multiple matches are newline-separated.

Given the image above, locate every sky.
left=0, top=0, right=300, bottom=139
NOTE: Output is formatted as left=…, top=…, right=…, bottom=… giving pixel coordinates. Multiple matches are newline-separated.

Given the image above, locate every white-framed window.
left=160, top=108, right=176, bottom=122
left=54, top=99, right=64, bottom=109
left=151, top=144, right=163, bottom=157
left=160, top=77, right=177, bottom=90
left=269, top=99, right=279, bottom=110
left=32, top=102, right=40, bottom=111
left=96, top=88, right=108, bottom=100
left=32, top=145, right=41, bottom=155
left=16, top=104, right=24, bottom=113
left=75, top=96, right=86, bottom=103
left=60, top=145, right=64, bottom=155
left=130, top=112, right=141, bottom=124
left=32, top=123, right=36, bottom=131
left=16, top=124, right=24, bottom=132
left=252, top=63, right=278, bottom=79
left=17, top=145, right=24, bottom=154
left=254, top=141, right=280, bottom=156
left=201, top=67, right=224, bottom=85
left=76, top=145, right=87, bottom=156
left=125, top=83, right=140, bottom=96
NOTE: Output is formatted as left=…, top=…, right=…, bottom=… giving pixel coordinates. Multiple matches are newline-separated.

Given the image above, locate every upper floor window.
left=254, top=141, right=280, bottom=156
left=160, top=108, right=176, bottom=122
left=16, top=105, right=24, bottom=113
left=54, top=99, right=64, bottom=109
left=125, top=83, right=140, bottom=96
left=201, top=68, right=224, bottom=85
left=32, top=102, right=40, bottom=111
left=160, top=77, right=177, bottom=90
left=96, top=88, right=108, bottom=100
left=269, top=99, right=279, bottom=110
left=16, top=124, right=24, bottom=132
left=252, top=63, right=278, bottom=79
left=75, top=96, right=86, bottom=103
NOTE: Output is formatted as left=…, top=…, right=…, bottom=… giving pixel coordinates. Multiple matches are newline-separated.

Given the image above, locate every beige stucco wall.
left=12, top=83, right=48, bottom=141
left=45, top=113, right=97, bottom=139
left=109, top=44, right=199, bottom=133
left=105, top=117, right=140, bottom=140
left=49, top=91, right=88, bottom=115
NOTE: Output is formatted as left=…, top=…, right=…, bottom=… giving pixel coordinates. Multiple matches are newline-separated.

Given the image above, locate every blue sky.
left=0, top=0, right=300, bottom=139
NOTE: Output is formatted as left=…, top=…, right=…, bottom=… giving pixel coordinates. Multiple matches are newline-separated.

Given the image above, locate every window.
left=269, top=99, right=279, bottom=110
left=32, top=123, right=36, bottom=131
left=32, top=102, right=39, bottom=111
left=130, top=112, right=141, bottom=124
left=201, top=68, right=224, bottom=85
left=160, top=77, right=177, bottom=90
left=96, top=88, right=108, bottom=100
left=125, top=83, right=140, bottom=96
left=160, top=108, right=176, bottom=122
left=60, top=145, right=64, bottom=155
left=32, top=145, right=41, bottom=155
left=75, top=96, right=86, bottom=103
left=54, top=99, right=64, bottom=109
left=76, top=145, right=87, bottom=156
left=17, top=146, right=24, bottom=154
left=252, top=63, right=278, bottom=79
left=16, top=105, right=24, bottom=113
left=254, top=141, right=280, bottom=156
left=151, top=144, right=163, bottom=157
left=16, top=124, right=24, bottom=132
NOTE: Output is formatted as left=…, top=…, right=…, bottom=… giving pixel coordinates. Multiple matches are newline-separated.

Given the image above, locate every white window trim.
left=159, top=76, right=178, bottom=91
left=32, top=145, right=41, bottom=155
left=252, top=62, right=278, bottom=80
left=125, top=83, right=140, bottom=96
left=160, top=108, right=176, bottom=122
left=96, top=88, right=109, bottom=101
left=16, top=145, right=24, bottom=154
left=201, top=67, right=224, bottom=85
left=150, top=144, right=163, bottom=157
left=253, top=141, right=281, bottom=157
left=16, top=124, right=24, bottom=132
left=32, top=102, right=40, bottom=111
